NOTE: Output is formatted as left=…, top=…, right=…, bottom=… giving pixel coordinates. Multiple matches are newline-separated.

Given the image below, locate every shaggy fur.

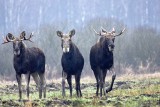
left=13, top=41, right=46, bottom=100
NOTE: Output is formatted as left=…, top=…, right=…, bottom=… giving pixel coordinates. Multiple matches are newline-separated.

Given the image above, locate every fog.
left=0, top=0, right=160, bottom=80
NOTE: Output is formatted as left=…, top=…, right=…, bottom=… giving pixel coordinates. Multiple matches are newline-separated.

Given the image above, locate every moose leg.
left=75, top=73, right=82, bottom=97
left=62, top=71, right=67, bottom=97
left=40, top=73, right=46, bottom=98
left=93, top=70, right=99, bottom=96
left=99, top=70, right=104, bottom=97
left=106, top=69, right=116, bottom=93
left=102, top=70, right=107, bottom=96
left=31, top=72, right=40, bottom=98
left=31, top=72, right=40, bottom=87
left=39, top=73, right=46, bottom=98
left=78, top=73, right=82, bottom=97
left=25, top=73, right=31, bottom=100
left=67, top=75, right=72, bottom=97
left=16, top=73, right=22, bottom=101
left=43, top=73, right=46, bottom=98
left=96, top=77, right=99, bottom=96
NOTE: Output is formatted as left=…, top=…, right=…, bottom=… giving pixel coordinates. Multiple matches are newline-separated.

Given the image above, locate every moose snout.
left=63, top=47, right=70, bottom=53
left=108, top=44, right=115, bottom=51
left=110, top=44, right=115, bottom=49
left=14, top=49, right=20, bottom=56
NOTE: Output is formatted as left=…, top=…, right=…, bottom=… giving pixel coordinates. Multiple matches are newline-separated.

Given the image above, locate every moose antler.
left=114, top=28, right=125, bottom=37
left=101, top=26, right=107, bottom=33
left=111, top=27, right=116, bottom=34
left=2, top=36, right=9, bottom=44
left=23, top=32, right=34, bottom=42
left=20, top=32, right=34, bottom=42
left=92, top=27, right=101, bottom=35
left=2, top=33, right=16, bottom=44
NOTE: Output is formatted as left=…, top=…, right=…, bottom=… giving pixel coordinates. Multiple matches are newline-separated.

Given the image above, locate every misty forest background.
left=0, top=0, right=160, bottom=80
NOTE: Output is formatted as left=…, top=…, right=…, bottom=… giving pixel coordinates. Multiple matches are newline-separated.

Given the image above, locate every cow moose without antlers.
left=2, top=31, right=46, bottom=101
left=57, top=29, right=84, bottom=97
left=90, top=27, right=125, bottom=97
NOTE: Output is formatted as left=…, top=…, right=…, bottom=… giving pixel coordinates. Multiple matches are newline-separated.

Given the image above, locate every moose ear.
left=20, top=31, right=26, bottom=39
left=57, top=31, right=63, bottom=37
left=69, top=29, right=75, bottom=37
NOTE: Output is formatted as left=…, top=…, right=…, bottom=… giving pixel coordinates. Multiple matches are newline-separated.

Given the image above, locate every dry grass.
left=117, top=72, right=160, bottom=81
left=0, top=72, right=160, bottom=86
left=0, top=72, right=159, bottom=107
left=81, top=72, right=160, bottom=83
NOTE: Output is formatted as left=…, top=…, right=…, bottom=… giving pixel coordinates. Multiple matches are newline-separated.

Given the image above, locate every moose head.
left=93, top=27, right=125, bottom=52
left=2, top=31, right=33, bottom=56
left=57, top=29, right=75, bottom=53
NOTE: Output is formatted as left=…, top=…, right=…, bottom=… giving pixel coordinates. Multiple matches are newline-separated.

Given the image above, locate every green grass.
left=0, top=77, right=160, bottom=107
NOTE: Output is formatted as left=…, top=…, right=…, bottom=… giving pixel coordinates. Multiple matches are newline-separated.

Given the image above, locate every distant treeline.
left=0, top=18, right=160, bottom=80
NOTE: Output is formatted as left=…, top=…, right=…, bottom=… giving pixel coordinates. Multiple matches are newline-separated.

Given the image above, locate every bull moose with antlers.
left=90, top=27, right=125, bottom=97
left=2, top=31, right=46, bottom=101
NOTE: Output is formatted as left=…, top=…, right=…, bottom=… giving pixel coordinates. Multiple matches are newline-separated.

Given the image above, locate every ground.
left=0, top=73, right=160, bottom=107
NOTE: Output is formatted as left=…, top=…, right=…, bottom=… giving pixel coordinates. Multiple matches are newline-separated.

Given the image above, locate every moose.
left=90, top=27, right=125, bottom=97
left=57, top=29, right=84, bottom=97
left=2, top=31, right=46, bottom=101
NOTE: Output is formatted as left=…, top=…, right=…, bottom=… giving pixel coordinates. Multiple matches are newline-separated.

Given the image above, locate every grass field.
left=0, top=73, right=160, bottom=107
